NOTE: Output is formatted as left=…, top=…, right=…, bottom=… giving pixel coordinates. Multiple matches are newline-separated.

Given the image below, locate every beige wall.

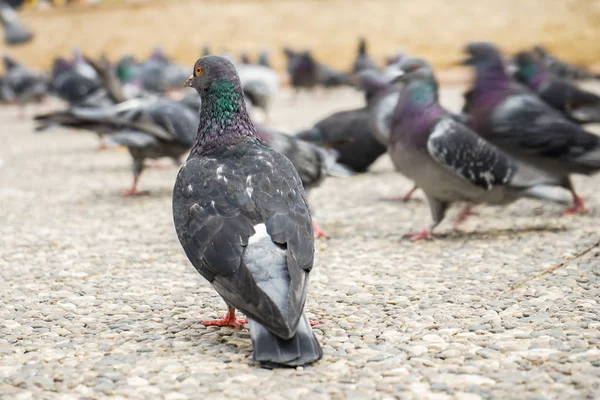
left=2, top=0, right=600, bottom=71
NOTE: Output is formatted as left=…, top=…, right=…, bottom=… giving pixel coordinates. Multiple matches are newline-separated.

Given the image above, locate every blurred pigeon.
left=296, top=107, right=386, bottom=173
left=138, top=47, right=189, bottom=94
left=318, top=64, right=353, bottom=88
left=258, top=49, right=270, bottom=68
left=1, top=55, right=47, bottom=115
left=50, top=55, right=104, bottom=106
left=36, top=98, right=198, bottom=194
left=532, top=45, right=600, bottom=81
left=0, top=0, right=32, bottom=45
left=352, top=37, right=378, bottom=74
left=283, top=48, right=319, bottom=92
left=202, top=45, right=211, bottom=57
left=389, top=58, right=570, bottom=240
left=463, top=42, right=600, bottom=214
left=237, top=63, right=279, bottom=118
left=258, top=126, right=353, bottom=238
left=240, top=52, right=251, bottom=65
left=514, top=51, right=600, bottom=124
left=175, top=56, right=322, bottom=367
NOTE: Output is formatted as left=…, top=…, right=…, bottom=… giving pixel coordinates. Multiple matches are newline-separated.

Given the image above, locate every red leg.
left=144, top=160, right=168, bottom=169
left=122, top=176, right=148, bottom=197
left=312, top=221, right=329, bottom=239
left=96, top=141, right=109, bottom=151
left=309, top=320, right=319, bottom=327
left=203, top=307, right=247, bottom=329
left=564, top=191, right=586, bottom=214
left=453, top=204, right=475, bottom=228
left=403, top=229, right=438, bottom=241
left=381, top=185, right=418, bottom=202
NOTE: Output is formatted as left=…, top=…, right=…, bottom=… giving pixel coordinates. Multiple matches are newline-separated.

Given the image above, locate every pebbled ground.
left=1, top=85, right=599, bottom=400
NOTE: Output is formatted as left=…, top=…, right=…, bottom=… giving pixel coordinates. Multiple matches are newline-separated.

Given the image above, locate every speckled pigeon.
left=388, top=57, right=570, bottom=240
left=532, top=45, right=600, bottom=81
left=514, top=51, right=600, bottom=124
left=295, top=107, right=386, bottom=173
left=173, top=56, right=322, bottom=367
left=463, top=42, right=600, bottom=214
left=0, top=0, right=32, bottom=45
left=257, top=125, right=353, bottom=238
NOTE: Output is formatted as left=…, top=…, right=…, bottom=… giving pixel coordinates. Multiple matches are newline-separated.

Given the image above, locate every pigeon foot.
left=309, top=320, right=319, bottom=327
left=564, top=192, right=586, bottom=214
left=453, top=204, right=475, bottom=228
left=312, top=221, right=329, bottom=239
left=381, top=185, right=418, bottom=202
left=403, top=230, right=437, bottom=241
left=203, top=308, right=247, bottom=329
left=122, top=188, right=149, bottom=197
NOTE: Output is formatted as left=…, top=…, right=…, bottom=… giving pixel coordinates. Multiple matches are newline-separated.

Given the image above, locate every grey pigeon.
left=283, top=48, right=319, bottom=92
left=352, top=37, right=378, bottom=74
left=174, top=56, right=322, bottom=367
left=463, top=42, right=600, bottom=214
left=514, top=51, right=600, bottom=124
left=318, top=64, right=353, bottom=88
left=532, top=45, right=600, bottom=81
left=295, top=107, right=386, bottom=173
left=236, top=63, right=279, bottom=118
left=36, top=98, right=198, bottom=195
left=0, top=0, right=32, bottom=45
left=138, top=47, right=190, bottom=94
left=258, top=49, right=270, bottom=68
left=50, top=55, right=104, bottom=106
left=388, top=58, right=570, bottom=240
left=258, top=125, right=353, bottom=238
left=1, top=55, right=47, bottom=114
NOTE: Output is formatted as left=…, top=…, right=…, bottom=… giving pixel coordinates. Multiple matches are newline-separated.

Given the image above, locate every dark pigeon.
left=258, top=49, right=270, bottom=68
left=1, top=55, right=47, bottom=113
left=240, top=52, right=251, bottom=65
left=257, top=125, right=353, bottom=238
left=0, top=0, right=32, bottom=45
left=352, top=37, right=378, bottom=74
left=514, top=51, right=600, bottom=124
left=296, top=107, right=386, bottom=173
left=532, top=45, right=600, bottom=81
left=50, top=54, right=104, bottom=106
left=283, top=48, right=319, bottom=92
left=463, top=42, right=600, bottom=214
left=36, top=98, right=198, bottom=195
left=174, top=56, right=322, bottom=367
left=389, top=57, right=570, bottom=240
left=318, top=64, right=353, bottom=88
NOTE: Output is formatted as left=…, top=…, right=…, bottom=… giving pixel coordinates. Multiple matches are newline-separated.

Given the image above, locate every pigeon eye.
left=195, top=66, right=204, bottom=76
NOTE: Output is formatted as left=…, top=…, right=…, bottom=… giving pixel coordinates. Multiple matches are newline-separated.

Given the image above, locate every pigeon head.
left=358, top=37, right=367, bottom=55
left=357, top=69, right=391, bottom=99
left=462, top=42, right=504, bottom=67
left=184, top=55, right=242, bottom=94
left=393, top=57, right=437, bottom=89
left=532, top=45, right=548, bottom=57
left=3, top=55, right=19, bottom=70
left=513, top=51, right=548, bottom=88
left=185, top=56, right=256, bottom=151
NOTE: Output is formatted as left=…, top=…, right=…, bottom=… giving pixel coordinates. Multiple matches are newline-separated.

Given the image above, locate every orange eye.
left=195, top=65, right=204, bottom=76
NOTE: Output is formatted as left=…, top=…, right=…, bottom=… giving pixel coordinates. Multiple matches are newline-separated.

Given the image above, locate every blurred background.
left=2, top=0, right=600, bottom=73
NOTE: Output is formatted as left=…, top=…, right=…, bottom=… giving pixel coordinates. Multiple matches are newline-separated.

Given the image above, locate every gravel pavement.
left=1, top=86, right=599, bottom=399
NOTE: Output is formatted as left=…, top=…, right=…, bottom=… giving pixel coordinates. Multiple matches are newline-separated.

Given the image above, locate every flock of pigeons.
left=2, top=38, right=600, bottom=367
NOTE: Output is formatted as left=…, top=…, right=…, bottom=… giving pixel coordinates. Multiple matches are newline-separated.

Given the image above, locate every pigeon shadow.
left=437, top=225, right=569, bottom=241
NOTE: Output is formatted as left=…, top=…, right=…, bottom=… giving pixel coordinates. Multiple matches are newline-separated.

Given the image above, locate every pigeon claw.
left=403, top=230, right=437, bottom=241
left=203, top=308, right=247, bottom=329
left=564, top=193, right=586, bottom=214
left=312, top=221, right=329, bottom=239
left=122, top=188, right=149, bottom=197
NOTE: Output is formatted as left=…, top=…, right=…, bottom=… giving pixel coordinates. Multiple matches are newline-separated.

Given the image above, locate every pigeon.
left=236, top=63, right=279, bottom=118
left=174, top=56, right=322, bottom=367
left=138, top=47, right=190, bottom=94
left=50, top=55, right=104, bottom=106
left=258, top=49, right=271, bottom=68
left=240, top=52, right=251, bottom=65
left=36, top=98, right=198, bottom=194
left=318, top=64, right=353, bottom=88
left=296, top=107, right=386, bottom=173
left=532, top=45, right=600, bottom=81
left=283, top=48, right=319, bottom=92
left=1, top=55, right=48, bottom=115
left=388, top=57, right=571, bottom=240
left=257, top=125, right=353, bottom=238
left=513, top=51, right=600, bottom=124
left=352, top=37, right=378, bottom=74
left=0, top=0, right=32, bottom=45
left=463, top=42, right=600, bottom=214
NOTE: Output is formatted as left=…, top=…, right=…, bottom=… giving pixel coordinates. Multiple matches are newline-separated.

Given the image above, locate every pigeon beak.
left=184, top=74, right=194, bottom=88
left=389, top=70, right=405, bottom=84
